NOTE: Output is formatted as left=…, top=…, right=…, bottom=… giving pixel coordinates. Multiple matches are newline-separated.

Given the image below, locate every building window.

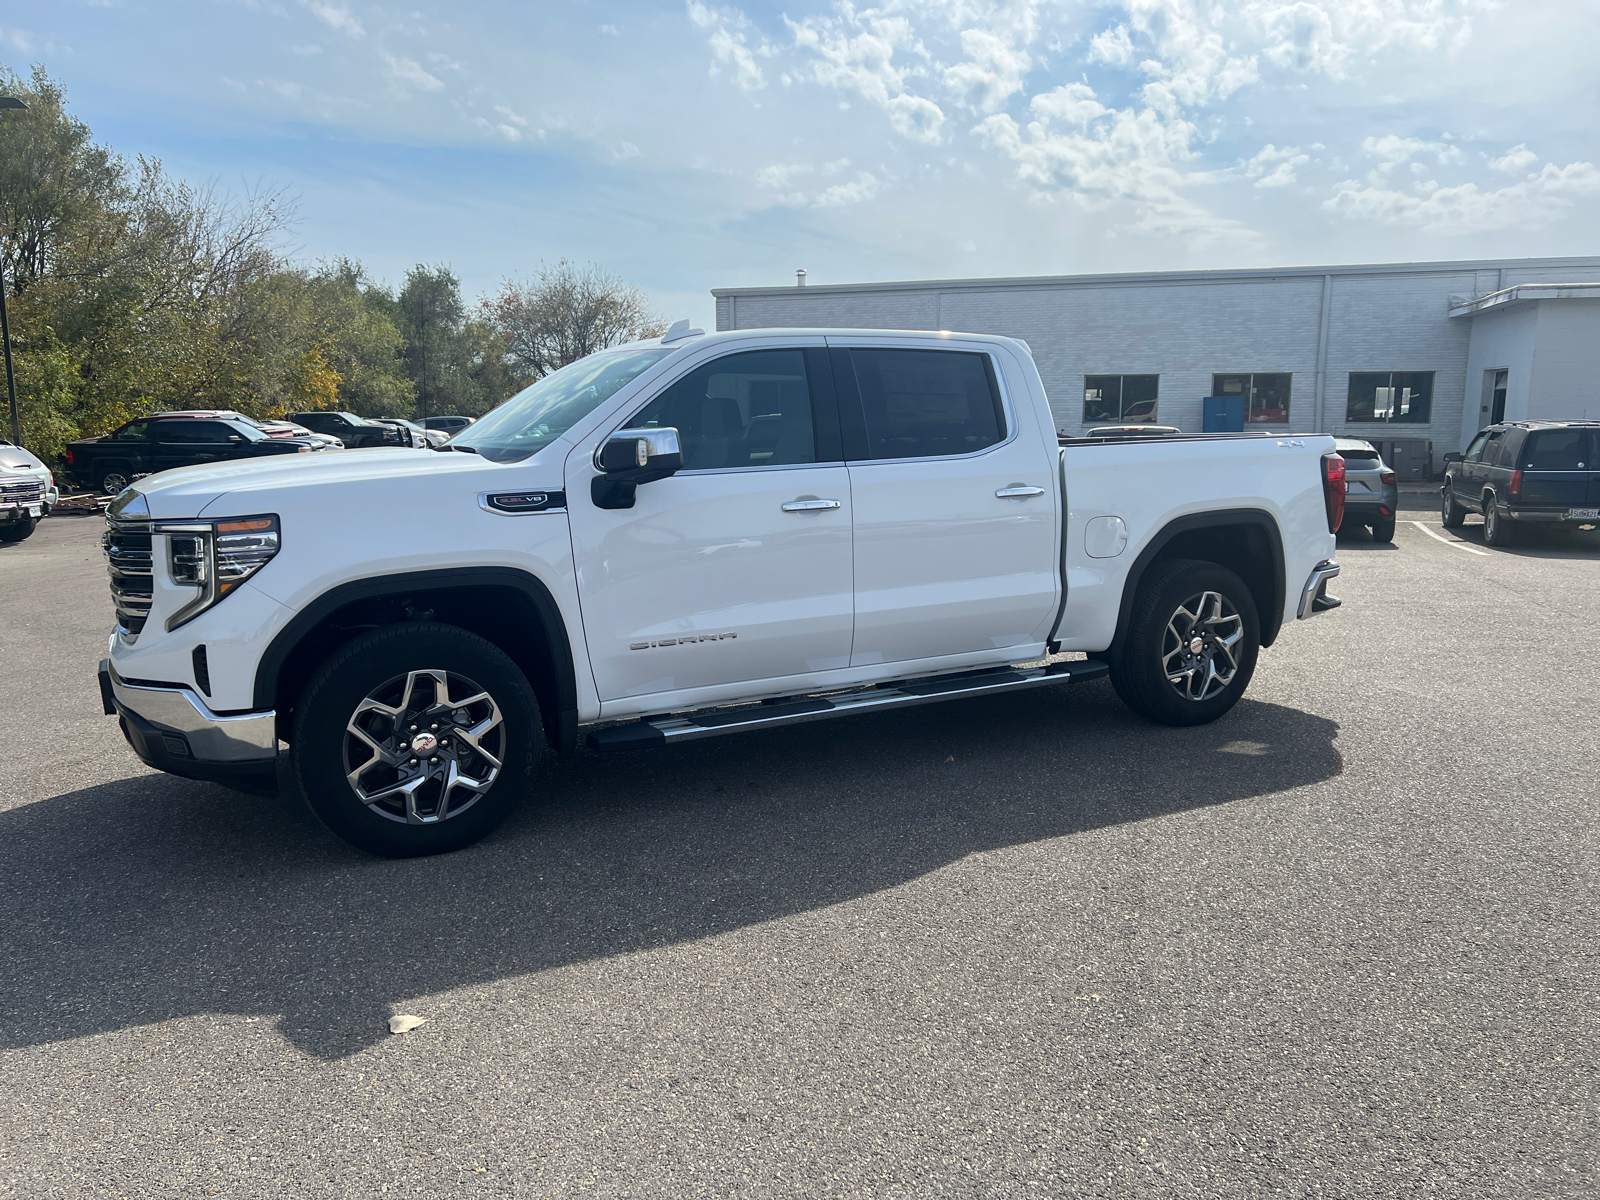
left=1346, top=371, right=1434, bottom=424
left=1084, top=374, right=1159, bottom=424
left=1212, top=373, right=1291, bottom=424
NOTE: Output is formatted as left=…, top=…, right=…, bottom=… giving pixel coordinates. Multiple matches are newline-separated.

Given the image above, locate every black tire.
left=1370, top=514, right=1396, bottom=543
left=1441, top=485, right=1465, bottom=528
left=1483, top=495, right=1514, bottom=547
left=292, top=622, right=542, bottom=857
left=1108, top=559, right=1260, bottom=727
left=0, top=518, right=36, bottom=543
left=99, top=465, right=132, bottom=496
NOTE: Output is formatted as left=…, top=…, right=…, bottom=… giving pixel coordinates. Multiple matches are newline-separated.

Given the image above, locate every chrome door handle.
left=781, top=499, right=842, bottom=512
left=995, top=486, right=1046, bottom=499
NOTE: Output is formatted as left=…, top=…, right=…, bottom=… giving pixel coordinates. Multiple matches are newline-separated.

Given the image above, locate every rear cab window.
left=1522, top=429, right=1594, bottom=470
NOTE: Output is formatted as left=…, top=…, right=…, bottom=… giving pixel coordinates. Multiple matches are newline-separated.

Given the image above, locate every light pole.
left=0, top=96, right=26, bottom=449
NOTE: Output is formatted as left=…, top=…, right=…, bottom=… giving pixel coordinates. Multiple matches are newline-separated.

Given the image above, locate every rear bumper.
left=1502, top=507, right=1600, bottom=523
left=99, top=659, right=279, bottom=792
left=1297, top=559, right=1342, bottom=619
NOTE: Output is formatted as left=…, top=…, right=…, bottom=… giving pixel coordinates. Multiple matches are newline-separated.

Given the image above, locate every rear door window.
left=1522, top=430, right=1591, bottom=470
left=1341, top=451, right=1383, bottom=470
left=843, top=348, right=1005, bottom=461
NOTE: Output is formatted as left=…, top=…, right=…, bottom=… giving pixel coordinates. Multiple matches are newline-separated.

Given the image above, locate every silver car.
left=1334, top=437, right=1399, bottom=543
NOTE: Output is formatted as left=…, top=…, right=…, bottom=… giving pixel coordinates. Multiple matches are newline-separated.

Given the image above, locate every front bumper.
left=99, top=659, right=279, bottom=792
left=1297, top=559, right=1342, bottom=619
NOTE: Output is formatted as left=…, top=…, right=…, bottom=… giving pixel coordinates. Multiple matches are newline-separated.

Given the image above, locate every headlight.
left=160, top=514, right=280, bottom=631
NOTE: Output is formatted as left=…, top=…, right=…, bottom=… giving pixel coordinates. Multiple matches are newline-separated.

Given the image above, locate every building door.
left=567, top=343, right=856, bottom=706
left=1482, top=368, right=1508, bottom=425
left=830, top=343, right=1060, bottom=667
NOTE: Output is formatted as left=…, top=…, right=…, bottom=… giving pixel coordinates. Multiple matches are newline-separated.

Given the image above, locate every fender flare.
left=1104, top=508, right=1287, bottom=660
left=253, top=566, right=581, bottom=755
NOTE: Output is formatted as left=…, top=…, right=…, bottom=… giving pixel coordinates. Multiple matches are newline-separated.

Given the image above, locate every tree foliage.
left=0, top=63, right=663, bottom=468
left=481, top=259, right=666, bottom=383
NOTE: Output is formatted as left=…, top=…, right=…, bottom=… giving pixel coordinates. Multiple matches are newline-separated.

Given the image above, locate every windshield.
left=451, top=346, right=675, bottom=462
left=224, top=420, right=270, bottom=442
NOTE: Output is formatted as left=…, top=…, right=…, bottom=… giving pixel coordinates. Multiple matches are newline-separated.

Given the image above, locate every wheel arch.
left=1105, top=508, right=1286, bottom=658
left=256, top=567, right=580, bottom=756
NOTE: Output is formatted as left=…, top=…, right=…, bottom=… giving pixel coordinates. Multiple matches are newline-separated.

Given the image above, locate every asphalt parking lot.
left=1, top=499, right=1596, bottom=1200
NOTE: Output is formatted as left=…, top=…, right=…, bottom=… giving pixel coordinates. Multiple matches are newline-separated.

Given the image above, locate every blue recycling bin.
left=1202, top=394, right=1245, bottom=432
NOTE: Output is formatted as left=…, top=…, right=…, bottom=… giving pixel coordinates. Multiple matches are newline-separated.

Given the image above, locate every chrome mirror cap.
left=107, top=489, right=149, bottom=520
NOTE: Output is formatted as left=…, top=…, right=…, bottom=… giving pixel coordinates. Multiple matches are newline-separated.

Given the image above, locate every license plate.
left=27, top=504, right=41, bottom=517
left=1568, top=508, right=1600, bottom=519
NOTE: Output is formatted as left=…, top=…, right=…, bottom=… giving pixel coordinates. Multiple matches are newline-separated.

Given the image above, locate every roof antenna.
left=660, top=319, right=705, bottom=344
left=796, top=268, right=807, bottom=287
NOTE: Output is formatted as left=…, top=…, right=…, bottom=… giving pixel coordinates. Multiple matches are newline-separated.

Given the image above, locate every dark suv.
left=1442, top=421, right=1600, bottom=545
left=64, top=416, right=324, bottom=497
left=286, top=411, right=406, bottom=449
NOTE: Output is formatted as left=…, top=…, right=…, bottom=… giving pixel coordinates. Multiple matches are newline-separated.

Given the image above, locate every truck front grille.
left=0, top=477, right=44, bottom=504
left=104, top=516, right=154, bottom=637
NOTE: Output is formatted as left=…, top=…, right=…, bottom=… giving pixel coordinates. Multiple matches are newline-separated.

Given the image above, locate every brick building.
left=712, top=256, right=1600, bottom=476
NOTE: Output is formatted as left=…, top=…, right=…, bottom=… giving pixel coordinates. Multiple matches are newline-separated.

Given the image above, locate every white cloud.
left=290, top=43, right=324, bottom=56
left=260, top=79, right=303, bottom=100
left=599, top=24, right=620, bottom=37
left=1088, top=24, right=1134, bottom=65
left=383, top=54, right=445, bottom=92
left=494, top=104, right=529, bottom=127
left=615, top=141, right=641, bottom=159
left=786, top=6, right=945, bottom=143
left=1488, top=143, right=1538, bottom=174
left=687, top=0, right=769, bottom=91
left=814, top=170, right=882, bottom=207
left=1325, top=159, right=1600, bottom=232
left=301, top=0, right=364, bottom=40
left=943, top=27, right=1032, bottom=114
left=1247, top=0, right=1475, bottom=80
left=1242, top=142, right=1310, bottom=187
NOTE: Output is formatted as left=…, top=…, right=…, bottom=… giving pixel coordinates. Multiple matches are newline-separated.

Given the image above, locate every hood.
left=123, top=445, right=552, bottom=519
left=0, top=443, right=48, bottom=473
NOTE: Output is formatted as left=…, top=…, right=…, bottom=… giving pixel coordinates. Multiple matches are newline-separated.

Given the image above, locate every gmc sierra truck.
left=97, top=325, right=1346, bottom=857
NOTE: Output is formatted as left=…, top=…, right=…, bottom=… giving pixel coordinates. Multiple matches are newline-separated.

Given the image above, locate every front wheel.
left=1441, top=485, right=1465, bottom=528
left=0, top=518, right=37, bottom=543
left=292, top=622, right=543, bottom=857
left=1109, top=559, right=1260, bottom=727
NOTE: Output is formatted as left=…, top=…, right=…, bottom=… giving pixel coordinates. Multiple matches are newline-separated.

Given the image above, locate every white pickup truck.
left=97, top=325, right=1346, bottom=856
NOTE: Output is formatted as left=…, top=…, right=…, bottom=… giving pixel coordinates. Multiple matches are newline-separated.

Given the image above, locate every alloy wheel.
left=1160, top=590, right=1244, bottom=702
left=342, top=668, right=505, bottom=824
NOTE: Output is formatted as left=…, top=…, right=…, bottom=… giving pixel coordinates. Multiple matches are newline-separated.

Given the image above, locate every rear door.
left=830, top=341, right=1059, bottom=668
left=1517, top=428, right=1591, bottom=512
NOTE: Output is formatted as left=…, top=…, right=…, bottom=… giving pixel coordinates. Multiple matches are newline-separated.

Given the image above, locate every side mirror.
left=592, top=428, right=682, bottom=510
left=1442, top=452, right=1462, bottom=465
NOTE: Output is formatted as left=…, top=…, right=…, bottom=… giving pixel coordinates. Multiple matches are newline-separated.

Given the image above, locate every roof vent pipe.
left=796, top=269, right=807, bottom=287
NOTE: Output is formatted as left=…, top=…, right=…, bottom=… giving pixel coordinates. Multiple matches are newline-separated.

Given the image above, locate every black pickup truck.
left=64, top=415, right=325, bottom=496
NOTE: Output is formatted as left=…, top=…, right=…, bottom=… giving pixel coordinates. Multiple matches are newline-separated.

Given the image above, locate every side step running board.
left=587, top=659, right=1110, bottom=752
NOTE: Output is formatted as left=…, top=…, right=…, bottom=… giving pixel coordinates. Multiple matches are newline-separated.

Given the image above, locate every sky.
left=7, top=0, right=1599, bottom=329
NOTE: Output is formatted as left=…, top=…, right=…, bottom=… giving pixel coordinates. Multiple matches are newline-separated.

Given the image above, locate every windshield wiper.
left=433, top=443, right=479, bottom=454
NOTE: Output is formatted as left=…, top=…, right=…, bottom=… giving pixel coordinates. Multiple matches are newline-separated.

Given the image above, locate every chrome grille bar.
left=104, top=516, right=154, bottom=637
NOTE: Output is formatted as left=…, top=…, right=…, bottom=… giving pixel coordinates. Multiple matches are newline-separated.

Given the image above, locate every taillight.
left=66, top=447, right=75, bottom=466
left=1380, top=470, right=1396, bottom=485
left=1509, top=469, right=1522, bottom=498
left=1322, top=453, right=1346, bottom=533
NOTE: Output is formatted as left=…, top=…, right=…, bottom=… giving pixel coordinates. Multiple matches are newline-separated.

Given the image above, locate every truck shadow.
left=0, top=683, right=1341, bottom=1060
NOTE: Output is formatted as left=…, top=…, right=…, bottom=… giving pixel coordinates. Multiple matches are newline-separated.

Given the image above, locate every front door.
left=831, top=342, right=1060, bottom=667
left=568, top=343, right=856, bottom=707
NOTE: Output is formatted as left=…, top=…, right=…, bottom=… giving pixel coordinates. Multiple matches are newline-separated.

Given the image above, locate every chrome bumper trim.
left=1297, top=559, right=1342, bottom=619
left=108, top=667, right=277, bottom=762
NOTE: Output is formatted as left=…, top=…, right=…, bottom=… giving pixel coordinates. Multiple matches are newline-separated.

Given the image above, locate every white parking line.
left=1410, top=521, right=1491, bottom=555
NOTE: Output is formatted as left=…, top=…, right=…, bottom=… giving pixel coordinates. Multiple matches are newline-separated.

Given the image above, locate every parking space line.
left=1410, top=520, right=1490, bottom=555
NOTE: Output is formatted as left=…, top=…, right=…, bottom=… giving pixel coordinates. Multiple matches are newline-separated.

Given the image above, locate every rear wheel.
left=1370, top=514, right=1396, bottom=543
left=0, top=518, right=37, bottom=543
left=1109, top=559, right=1260, bottom=727
left=292, top=622, right=542, bottom=857
left=1483, top=496, right=1514, bottom=547
left=99, top=465, right=132, bottom=497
